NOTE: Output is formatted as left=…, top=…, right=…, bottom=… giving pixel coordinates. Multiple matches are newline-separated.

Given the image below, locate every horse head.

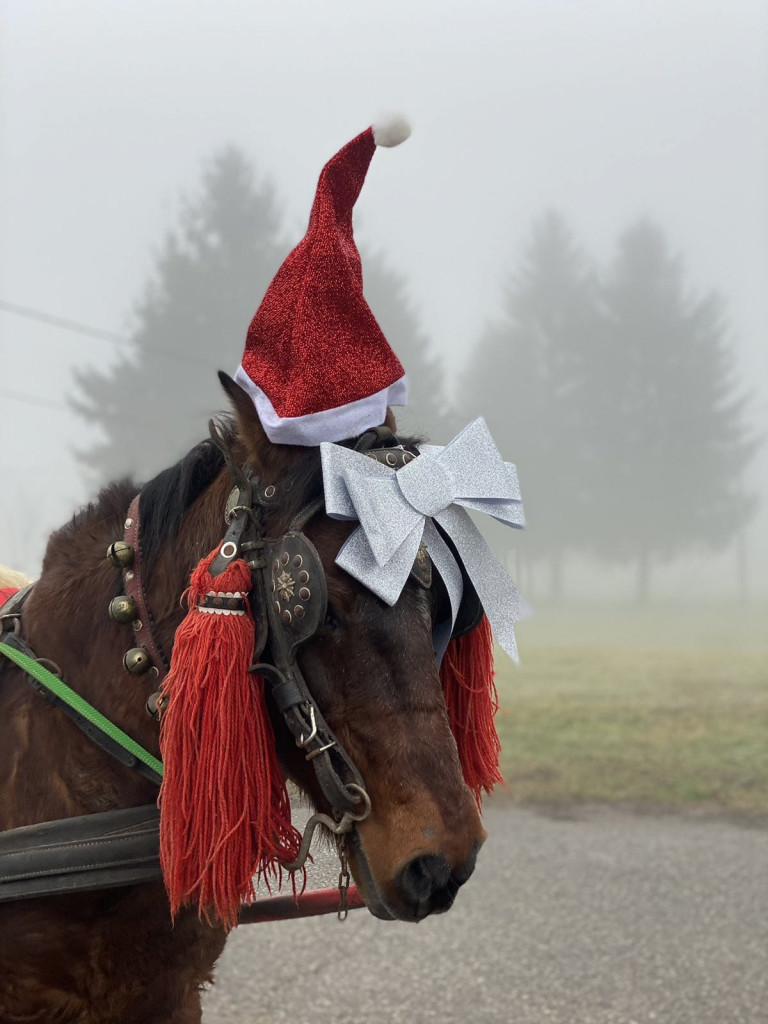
left=220, top=373, right=486, bottom=923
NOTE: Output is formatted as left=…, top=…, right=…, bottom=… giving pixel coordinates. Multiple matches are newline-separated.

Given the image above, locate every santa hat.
left=233, top=117, right=411, bottom=446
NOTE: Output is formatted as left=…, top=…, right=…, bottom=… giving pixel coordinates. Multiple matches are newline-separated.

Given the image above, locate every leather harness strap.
left=122, top=494, right=169, bottom=681
left=0, top=805, right=162, bottom=902
left=0, top=801, right=363, bottom=919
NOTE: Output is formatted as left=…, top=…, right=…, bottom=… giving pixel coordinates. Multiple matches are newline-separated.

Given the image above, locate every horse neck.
left=3, top=466, right=235, bottom=828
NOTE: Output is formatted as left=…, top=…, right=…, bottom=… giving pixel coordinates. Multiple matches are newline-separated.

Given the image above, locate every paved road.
left=203, top=804, right=768, bottom=1024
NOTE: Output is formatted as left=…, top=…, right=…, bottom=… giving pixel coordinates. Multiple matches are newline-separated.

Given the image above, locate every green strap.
left=0, top=640, right=164, bottom=779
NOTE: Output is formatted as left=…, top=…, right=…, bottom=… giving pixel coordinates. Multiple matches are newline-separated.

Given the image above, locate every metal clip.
left=296, top=703, right=318, bottom=748
left=282, top=784, right=371, bottom=875
left=338, top=835, right=351, bottom=921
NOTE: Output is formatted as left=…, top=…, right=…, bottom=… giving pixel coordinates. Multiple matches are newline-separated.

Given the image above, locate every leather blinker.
left=264, top=533, right=328, bottom=655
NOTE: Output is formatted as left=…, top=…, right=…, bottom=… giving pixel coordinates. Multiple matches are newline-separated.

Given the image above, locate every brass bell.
left=146, top=690, right=168, bottom=718
left=109, top=595, right=138, bottom=623
left=106, top=541, right=135, bottom=568
left=123, top=647, right=151, bottom=675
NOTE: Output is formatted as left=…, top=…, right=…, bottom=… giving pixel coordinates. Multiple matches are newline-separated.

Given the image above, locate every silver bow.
left=320, top=417, right=525, bottom=661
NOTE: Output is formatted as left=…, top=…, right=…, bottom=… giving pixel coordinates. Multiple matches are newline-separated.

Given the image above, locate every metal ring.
left=343, top=783, right=372, bottom=822
left=224, top=504, right=251, bottom=525
left=34, top=657, right=63, bottom=678
left=220, top=541, right=238, bottom=559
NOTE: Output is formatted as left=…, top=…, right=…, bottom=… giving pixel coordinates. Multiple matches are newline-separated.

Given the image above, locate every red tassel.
left=439, top=615, right=502, bottom=802
left=158, top=547, right=301, bottom=928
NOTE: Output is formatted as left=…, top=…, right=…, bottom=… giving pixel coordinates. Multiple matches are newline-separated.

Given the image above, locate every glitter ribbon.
left=320, top=418, right=525, bottom=661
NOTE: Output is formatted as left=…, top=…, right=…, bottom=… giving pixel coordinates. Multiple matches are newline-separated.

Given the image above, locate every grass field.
left=492, top=603, right=768, bottom=816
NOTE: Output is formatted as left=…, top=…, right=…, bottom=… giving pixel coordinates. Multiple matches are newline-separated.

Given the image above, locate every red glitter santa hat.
left=233, top=117, right=411, bottom=445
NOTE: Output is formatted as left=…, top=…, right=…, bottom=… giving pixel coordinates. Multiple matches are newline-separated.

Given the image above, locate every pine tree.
left=73, top=149, right=450, bottom=483
left=459, top=210, right=602, bottom=599
left=361, top=248, right=450, bottom=443
left=595, top=219, right=757, bottom=601
left=72, top=147, right=286, bottom=483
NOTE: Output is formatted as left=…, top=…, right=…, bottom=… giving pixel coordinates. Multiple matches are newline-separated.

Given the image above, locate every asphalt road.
left=202, top=804, right=768, bottom=1024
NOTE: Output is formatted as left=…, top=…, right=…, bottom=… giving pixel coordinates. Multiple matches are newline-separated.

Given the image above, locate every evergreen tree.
left=595, top=219, right=757, bottom=601
left=458, top=210, right=602, bottom=599
left=73, top=148, right=450, bottom=484
left=72, top=147, right=286, bottom=483
left=361, top=248, right=450, bottom=443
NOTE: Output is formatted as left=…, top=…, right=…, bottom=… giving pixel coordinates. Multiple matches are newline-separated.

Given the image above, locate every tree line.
left=73, top=148, right=758, bottom=602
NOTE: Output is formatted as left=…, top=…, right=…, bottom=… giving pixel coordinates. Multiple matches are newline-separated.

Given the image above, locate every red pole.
left=237, top=884, right=364, bottom=924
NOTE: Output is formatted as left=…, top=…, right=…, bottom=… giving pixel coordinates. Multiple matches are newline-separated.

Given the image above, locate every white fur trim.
left=372, top=116, right=411, bottom=148
left=233, top=366, right=408, bottom=446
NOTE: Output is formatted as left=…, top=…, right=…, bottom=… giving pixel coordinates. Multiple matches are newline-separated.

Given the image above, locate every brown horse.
left=0, top=378, right=487, bottom=1023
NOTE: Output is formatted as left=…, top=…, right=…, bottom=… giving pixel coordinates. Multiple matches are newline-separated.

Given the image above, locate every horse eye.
left=323, top=603, right=341, bottom=630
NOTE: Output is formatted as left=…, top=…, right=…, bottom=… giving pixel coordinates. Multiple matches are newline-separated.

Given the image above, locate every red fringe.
left=439, top=615, right=502, bottom=802
left=158, top=548, right=301, bottom=928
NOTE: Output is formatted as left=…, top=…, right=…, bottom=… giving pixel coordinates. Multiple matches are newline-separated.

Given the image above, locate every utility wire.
left=0, top=298, right=223, bottom=371
left=0, top=299, right=129, bottom=344
left=0, top=386, right=68, bottom=411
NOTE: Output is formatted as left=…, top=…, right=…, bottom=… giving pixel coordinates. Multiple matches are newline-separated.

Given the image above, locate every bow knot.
left=320, top=418, right=526, bottom=661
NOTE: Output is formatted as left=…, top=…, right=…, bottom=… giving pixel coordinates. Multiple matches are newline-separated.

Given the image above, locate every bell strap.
left=122, top=494, right=170, bottom=681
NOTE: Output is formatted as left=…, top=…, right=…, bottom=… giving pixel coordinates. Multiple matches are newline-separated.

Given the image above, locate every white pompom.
left=372, top=115, right=412, bottom=148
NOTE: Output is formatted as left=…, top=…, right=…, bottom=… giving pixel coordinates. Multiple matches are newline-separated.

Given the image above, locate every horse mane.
left=139, top=438, right=227, bottom=574
left=44, top=419, right=420, bottom=582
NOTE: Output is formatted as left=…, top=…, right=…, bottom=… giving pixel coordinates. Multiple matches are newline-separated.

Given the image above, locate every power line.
left=0, top=387, right=67, bottom=411
left=0, top=298, right=222, bottom=370
left=0, top=299, right=129, bottom=344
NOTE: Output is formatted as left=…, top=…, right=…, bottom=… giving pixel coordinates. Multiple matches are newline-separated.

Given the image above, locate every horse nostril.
left=400, top=855, right=451, bottom=902
left=397, top=854, right=475, bottom=920
left=452, top=840, right=480, bottom=885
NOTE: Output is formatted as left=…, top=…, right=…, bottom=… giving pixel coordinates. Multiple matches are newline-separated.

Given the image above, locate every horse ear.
left=384, top=407, right=397, bottom=433
left=218, top=371, right=304, bottom=481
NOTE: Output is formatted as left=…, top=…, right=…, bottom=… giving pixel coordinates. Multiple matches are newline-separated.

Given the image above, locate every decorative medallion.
left=276, top=570, right=295, bottom=602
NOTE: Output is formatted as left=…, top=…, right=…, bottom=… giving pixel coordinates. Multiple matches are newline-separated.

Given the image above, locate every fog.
left=1, top=0, right=766, bottom=605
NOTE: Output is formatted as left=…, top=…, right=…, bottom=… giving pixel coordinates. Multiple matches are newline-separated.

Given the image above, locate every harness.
left=0, top=423, right=482, bottom=911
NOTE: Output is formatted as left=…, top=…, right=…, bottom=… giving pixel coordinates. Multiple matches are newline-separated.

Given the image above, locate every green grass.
left=492, top=605, right=768, bottom=816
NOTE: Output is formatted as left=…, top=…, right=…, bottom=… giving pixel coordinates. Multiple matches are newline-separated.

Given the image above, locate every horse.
left=0, top=375, right=490, bottom=1023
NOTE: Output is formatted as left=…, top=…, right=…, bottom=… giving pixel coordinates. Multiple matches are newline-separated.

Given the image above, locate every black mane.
left=52, top=421, right=419, bottom=578
left=139, top=438, right=227, bottom=573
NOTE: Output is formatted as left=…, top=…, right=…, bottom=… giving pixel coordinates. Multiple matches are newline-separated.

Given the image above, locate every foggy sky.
left=1, top=0, right=766, bottom=588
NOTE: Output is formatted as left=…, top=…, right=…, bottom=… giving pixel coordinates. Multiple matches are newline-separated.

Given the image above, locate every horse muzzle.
left=347, top=825, right=485, bottom=923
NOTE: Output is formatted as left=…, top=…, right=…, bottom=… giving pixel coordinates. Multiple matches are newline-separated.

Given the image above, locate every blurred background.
left=1, top=1, right=766, bottom=813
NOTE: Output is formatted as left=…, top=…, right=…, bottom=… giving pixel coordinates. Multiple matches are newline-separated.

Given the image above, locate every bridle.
left=183, top=419, right=482, bottom=862
left=206, top=422, right=460, bottom=827
left=0, top=420, right=484, bottom=906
